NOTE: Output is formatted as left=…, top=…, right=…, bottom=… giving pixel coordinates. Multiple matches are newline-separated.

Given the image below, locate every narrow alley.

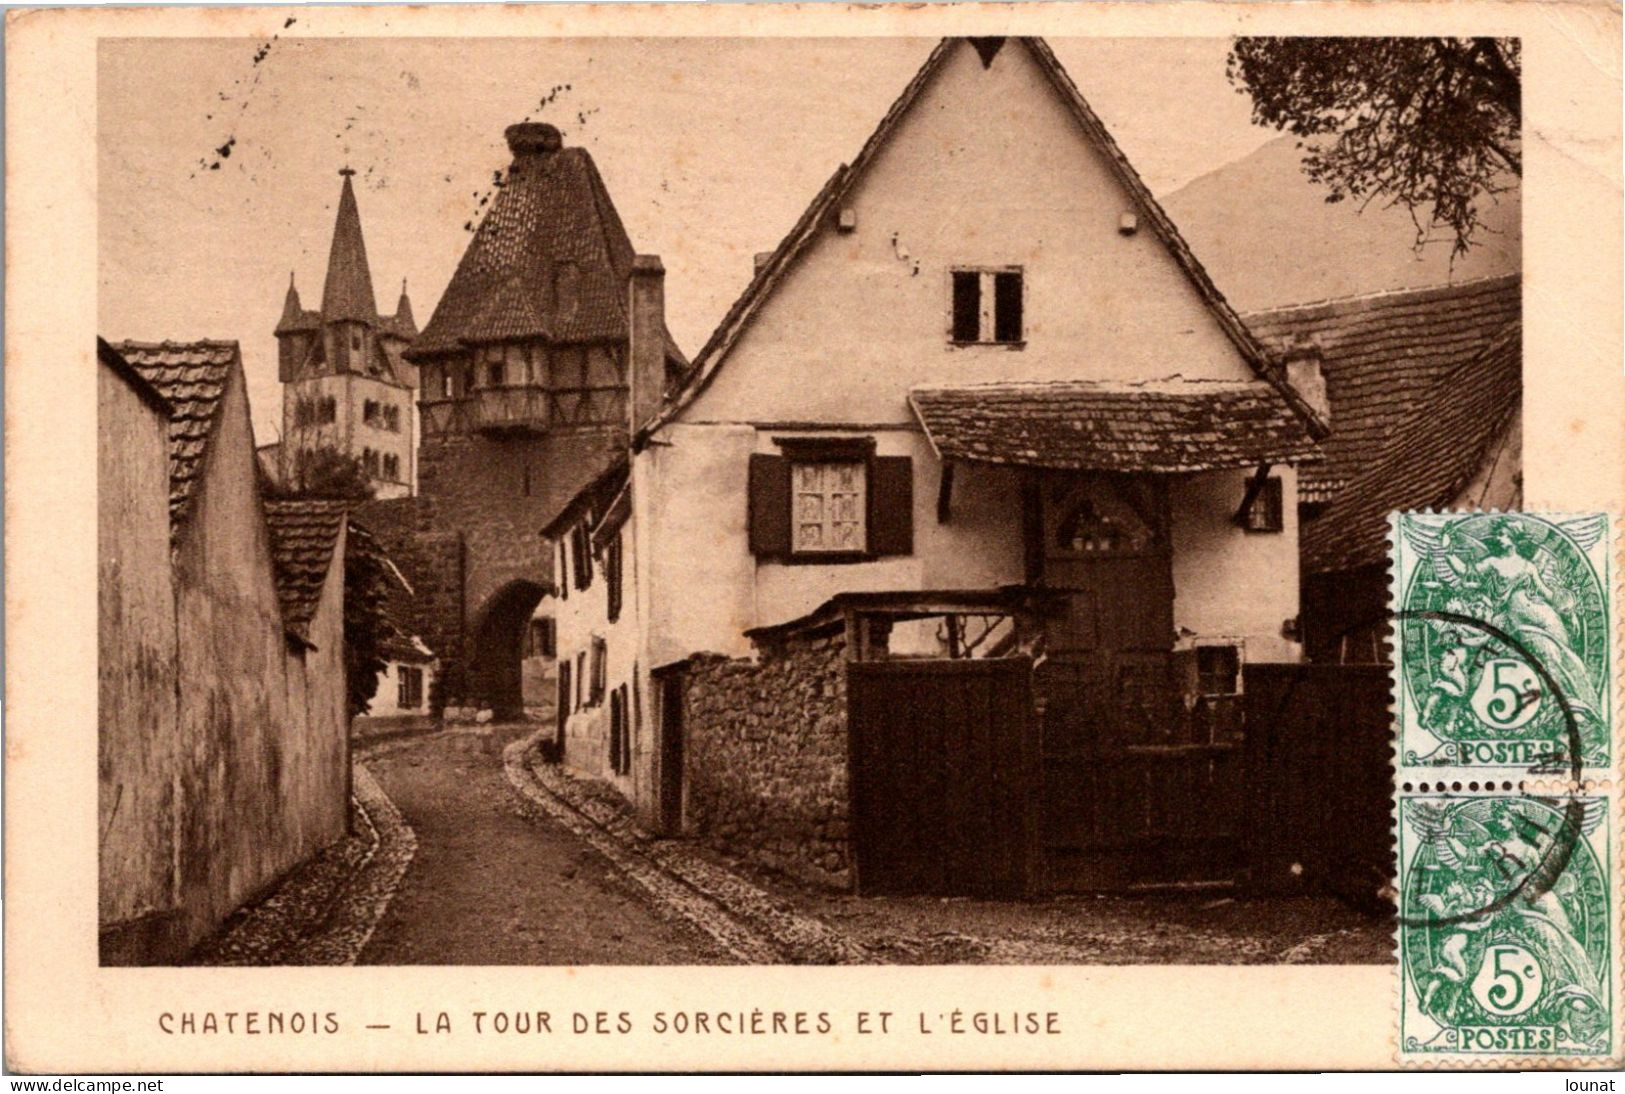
left=355, top=728, right=727, bottom=965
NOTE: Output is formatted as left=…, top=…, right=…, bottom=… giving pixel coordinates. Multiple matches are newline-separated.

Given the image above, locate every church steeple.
left=274, top=271, right=311, bottom=334
left=393, top=279, right=417, bottom=337
left=320, top=169, right=379, bottom=324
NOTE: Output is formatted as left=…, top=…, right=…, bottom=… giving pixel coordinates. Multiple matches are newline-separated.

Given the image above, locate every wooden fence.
left=1241, top=663, right=1394, bottom=911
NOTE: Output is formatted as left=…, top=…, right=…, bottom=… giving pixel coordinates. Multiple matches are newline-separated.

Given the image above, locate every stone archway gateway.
left=471, top=580, right=547, bottom=719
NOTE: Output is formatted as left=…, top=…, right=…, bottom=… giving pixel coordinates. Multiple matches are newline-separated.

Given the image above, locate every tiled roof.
left=380, top=285, right=417, bottom=340
left=263, top=499, right=348, bottom=640
left=97, top=338, right=171, bottom=417
left=542, top=457, right=629, bottom=540
left=321, top=173, right=380, bottom=324
left=1244, top=275, right=1520, bottom=503
left=275, top=279, right=322, bottom=334
left=112, top=340, right=239, bottom=529
left=644, top=36, right=1327, bottom=444
left=410, top=133, right=685, bottom=370
left=910, top=379, right=1320, bottom=474
left=1302, top=321, right=1522, bottom=574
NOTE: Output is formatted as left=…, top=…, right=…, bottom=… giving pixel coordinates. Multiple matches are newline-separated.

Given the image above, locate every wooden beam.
left=936, top=460, right=955, bottom=523
left=1021, top=472, right=1045, bottom=585
left=1234, top=462, right=1273, bottom=527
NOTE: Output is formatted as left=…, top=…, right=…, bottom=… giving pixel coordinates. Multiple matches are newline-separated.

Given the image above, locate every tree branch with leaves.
left=1227, top=37, right=1520, bottom=257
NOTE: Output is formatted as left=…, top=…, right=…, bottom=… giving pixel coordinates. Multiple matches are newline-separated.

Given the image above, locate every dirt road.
left=356, top=729, right=725, bottom=965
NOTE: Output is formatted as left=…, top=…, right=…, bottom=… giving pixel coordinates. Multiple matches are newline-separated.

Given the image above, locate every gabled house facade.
left=549, top=37, right=1324, bottom=894
left=545, top=460, right=638, bottom=793
left=98, top=339, right=350, bottom=964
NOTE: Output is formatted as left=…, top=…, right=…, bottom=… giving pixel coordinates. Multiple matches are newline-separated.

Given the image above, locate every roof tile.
left=263, top=500, right=348, bottom=639
left=1244, top=275, right=1520, bottom=502
left=111, top=339, right=239, bottom=530
left=410, top=139, right=685, bottom=368
left=910, top=379, right=1320, bottom=474
left=1301, top=320, right=1522, bottom=573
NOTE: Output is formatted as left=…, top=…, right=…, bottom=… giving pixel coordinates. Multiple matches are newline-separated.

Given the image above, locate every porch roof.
left=909, top=379, right=1320, bottom=474
left=744, top=586, right=1064, bottom=644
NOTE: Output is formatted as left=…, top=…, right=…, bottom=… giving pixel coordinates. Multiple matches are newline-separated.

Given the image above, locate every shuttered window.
left=949, top=267, right=1024, bottom=344
left=570, top=524, right=594, bottom=590
left=589, top=636, right=608, bottom=706
left=608, top=688, right=625, bottom=775
left=557, top=660, right=572, bottom=736
left=793, top=461, right=866, bottom=553
left=748, top=446, right=912, bottom=561
left=605, top=533, right=624, bottom=623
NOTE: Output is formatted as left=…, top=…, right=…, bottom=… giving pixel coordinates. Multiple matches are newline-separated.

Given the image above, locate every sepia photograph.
left=94, top=31, right=1526, bottom=969
left=92, top=29, right=1521, bottom=962
left=10, top=0, right=1622, bottom=1074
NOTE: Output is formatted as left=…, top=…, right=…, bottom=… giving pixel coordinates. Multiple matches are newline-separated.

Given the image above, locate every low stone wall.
left=682, top=633, right=852, bottom=889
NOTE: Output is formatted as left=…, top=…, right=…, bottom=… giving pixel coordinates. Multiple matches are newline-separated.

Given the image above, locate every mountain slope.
left=1161, top=135, right=1520, bottom=313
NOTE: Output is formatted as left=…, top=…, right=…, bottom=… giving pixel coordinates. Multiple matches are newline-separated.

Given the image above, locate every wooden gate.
left=1040, top=659, right=1244, bottom=889
left=1242, top=663, right=1392, bottom=909
left=847, top=658, right=1039, bottom=897
left=1035, top=472, right=1242, bottom=889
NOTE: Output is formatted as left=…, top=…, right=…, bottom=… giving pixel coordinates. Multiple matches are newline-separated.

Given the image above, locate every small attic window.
left=950, top=268, right=1023, bottom=345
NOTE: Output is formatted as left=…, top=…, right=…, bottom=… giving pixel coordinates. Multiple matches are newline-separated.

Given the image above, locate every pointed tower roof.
left=395, top=280, right=416, bottom=329
left=321, top=169, right=380, bottom=324
left=384, top=279, right=417, bottom=339
left=275, top=272, right=319, bottom=334
left=408, top=122, right=685, bottom=369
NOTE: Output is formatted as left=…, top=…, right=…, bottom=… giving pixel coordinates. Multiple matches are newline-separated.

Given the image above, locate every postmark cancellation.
left=1392, top=510, right=1621, bottom=1065
left=1392, top=512, right=1612, bottom=773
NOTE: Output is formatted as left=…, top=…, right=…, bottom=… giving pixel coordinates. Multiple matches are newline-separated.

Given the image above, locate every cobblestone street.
left=355, top=727, right=727, bottom=965
left=191, top=723, right=1391, bottom=967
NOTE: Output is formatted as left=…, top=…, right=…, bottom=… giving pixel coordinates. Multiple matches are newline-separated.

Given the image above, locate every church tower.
left=276, top=169, right=420, bottom=499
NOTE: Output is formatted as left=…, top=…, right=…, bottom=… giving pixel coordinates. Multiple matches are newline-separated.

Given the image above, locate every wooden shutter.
left=868, top=456, right=914, bottom=556
left=747, top=454, right=791, bottom=557
left=606, top=535, right=623, bottom=623
left=557, top=662, right=572, bottom=735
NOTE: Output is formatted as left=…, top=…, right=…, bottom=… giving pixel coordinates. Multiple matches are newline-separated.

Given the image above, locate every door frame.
left=652, top=662, right=688, bottom=836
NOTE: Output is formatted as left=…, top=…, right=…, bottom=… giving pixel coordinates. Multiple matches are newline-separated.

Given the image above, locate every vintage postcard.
left=5, top=0, right=1623, bottom=1074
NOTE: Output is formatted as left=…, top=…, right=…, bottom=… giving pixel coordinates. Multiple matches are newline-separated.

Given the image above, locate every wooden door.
left=656, top=668, right=686, bottom=836
left=847, top=658, right=1039, bottom=897
left=1035, top=473, right=1239, bottom=889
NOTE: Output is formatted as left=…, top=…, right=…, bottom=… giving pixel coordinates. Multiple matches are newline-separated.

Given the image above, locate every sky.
left=98, top=37, right=1279, bottom=442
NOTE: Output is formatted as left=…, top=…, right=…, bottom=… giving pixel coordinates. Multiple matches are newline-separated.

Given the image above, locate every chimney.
left=1282, top=334, right=1330, bottom=424
left=629, top=254, right=667, bottom=436
left=505, top=121, right=563, bottom=158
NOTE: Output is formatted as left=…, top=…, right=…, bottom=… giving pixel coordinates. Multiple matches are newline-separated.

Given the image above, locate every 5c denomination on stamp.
left=1393, top=512, right=1612, bottom=772
left=1397, top=791, right=1613, bottom=1059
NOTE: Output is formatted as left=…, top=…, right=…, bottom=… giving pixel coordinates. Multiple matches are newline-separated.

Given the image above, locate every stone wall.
left=98, top=359, right=179, bottom=942
left=157, top=367, right=349, bottom=963
left=355, top=496, right=465, bottom=709
left=355, top=425, right=622, bottom=711
left=682, top=633, right=852, bottom=889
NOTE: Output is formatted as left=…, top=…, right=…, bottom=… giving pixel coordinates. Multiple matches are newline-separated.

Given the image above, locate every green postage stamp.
left=1393, top=511, right=1619, bottom=1064
left=1397, top=792, right=1614, bottom=1059
left=1393, top=512, right=1612, bottom=772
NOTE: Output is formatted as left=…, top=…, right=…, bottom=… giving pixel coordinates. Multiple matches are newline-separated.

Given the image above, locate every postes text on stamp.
left=1398, top=791, right=1614, bottom=1059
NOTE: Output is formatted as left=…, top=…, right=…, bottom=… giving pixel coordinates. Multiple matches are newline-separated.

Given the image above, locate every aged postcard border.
left=8, top=0, right=1624, bottom=1074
